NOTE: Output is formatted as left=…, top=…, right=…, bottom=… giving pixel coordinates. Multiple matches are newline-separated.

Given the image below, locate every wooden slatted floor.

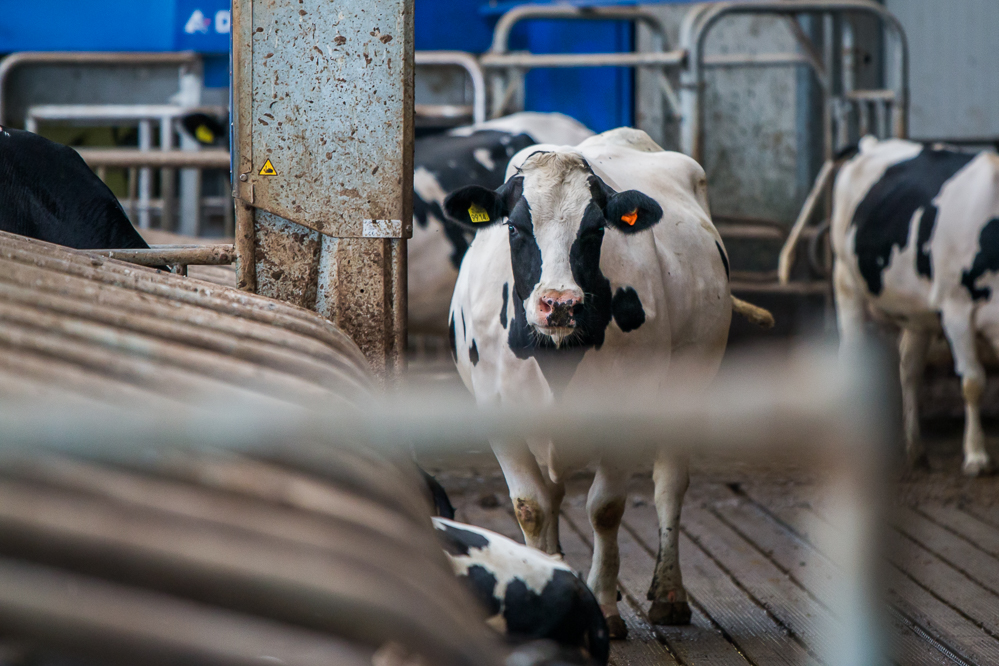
left=431, top=431, right=999, bottom=666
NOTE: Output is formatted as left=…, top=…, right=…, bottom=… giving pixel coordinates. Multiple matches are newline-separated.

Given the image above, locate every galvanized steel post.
left=231, top=0, right=413, bottom=383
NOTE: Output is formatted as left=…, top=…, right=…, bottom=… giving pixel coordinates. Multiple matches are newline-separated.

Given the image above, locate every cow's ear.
left=444, top=176, right=523, bottom=230
left=605, top=190, right=663, bottom=234
left=444, top=185, right=506, bottom=229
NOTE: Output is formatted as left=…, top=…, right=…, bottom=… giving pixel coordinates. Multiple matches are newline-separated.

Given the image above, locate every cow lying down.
left=432, top=517, right=610, bottom=666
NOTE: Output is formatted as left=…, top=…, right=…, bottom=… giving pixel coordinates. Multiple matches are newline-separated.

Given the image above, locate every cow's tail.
left=731, top=295, right=775, bottom=329
left=578, top=583, right=610, bottom=666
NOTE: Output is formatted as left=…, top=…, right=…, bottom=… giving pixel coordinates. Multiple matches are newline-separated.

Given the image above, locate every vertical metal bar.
left=127, top=167, right=138, bottom=224
left=234, top=201, right=256, bottom=293
left=160, top=115, right=175, bottom=230
left=96, top=166, right=107, bottom=182
left=138, top=119, right=152, bottom=230
left=233, top=0, right=413, bottom=383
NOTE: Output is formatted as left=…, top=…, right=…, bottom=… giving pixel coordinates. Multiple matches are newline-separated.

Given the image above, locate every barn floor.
left=425, top=424, right=999, bottom=666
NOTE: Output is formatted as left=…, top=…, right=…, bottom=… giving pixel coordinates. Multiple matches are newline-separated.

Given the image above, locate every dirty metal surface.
left=254, top=210, right=322, bottom=310
left=232, top=0, right=413, bottom=381
left=233, top=0, right=414, bottom=240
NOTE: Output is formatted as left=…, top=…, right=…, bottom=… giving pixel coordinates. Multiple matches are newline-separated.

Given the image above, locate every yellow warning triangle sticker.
left=258, top=159, right=277, bottom=176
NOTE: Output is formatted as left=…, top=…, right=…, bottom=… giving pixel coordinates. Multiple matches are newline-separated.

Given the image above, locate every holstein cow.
left=832, top=136, right=999, bottom=475
left=433, top=517, right=609, bottom=665
left=410, top=112, right=594, bottom=334
left=0, top=127, right=149, bottom=250
left=443, top=128, right=753, bottom=635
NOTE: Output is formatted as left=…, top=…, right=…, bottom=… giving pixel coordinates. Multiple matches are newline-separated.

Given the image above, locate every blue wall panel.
left=0, top=0, right=229, bottom=53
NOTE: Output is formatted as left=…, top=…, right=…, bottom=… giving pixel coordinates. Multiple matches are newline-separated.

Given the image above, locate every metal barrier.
left=481, top=5, right=682, bottom=120
left=93, top=243, right=236, bottom=277
left=29, top=104, right=227, bottom=232
left=415, top=51, right=487, bottom=125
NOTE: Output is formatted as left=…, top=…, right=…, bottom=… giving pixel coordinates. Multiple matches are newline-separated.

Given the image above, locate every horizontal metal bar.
left=730, top=280, right=831, bottom=295
left=27, top=104, right=226, bottom=122
left=415, top=51, right=486, bottom=124
left=490, top=5, right=671, bottom=56
left=715, top=223, right=786, bottom=241
left=0, top=51, right=201, bottom=125
left=844, top=89, right=896, bottom=102
left=702, top=52, right=810, bottom=68
left=92, top=244, right=236, bottom=267
left=414, top=104, right=474, bottom=119
left=76, top=149, right=230, bottom=169
left=480, top=50, right=686, bottom=69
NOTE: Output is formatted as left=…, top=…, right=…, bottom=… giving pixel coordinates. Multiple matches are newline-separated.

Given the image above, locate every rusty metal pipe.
left=94, top=244, right=236, bottom=267
left=76, top=149, right=230, bottom=170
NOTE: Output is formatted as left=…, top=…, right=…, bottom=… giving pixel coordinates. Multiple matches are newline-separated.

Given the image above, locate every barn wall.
left=886, top=0, right=999, bottom=142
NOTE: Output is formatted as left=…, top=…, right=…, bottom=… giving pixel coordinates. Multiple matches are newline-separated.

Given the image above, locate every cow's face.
left=444, top=151, right=662, bottom=346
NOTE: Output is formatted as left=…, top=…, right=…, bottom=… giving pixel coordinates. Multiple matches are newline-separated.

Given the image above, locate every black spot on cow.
left=419, top=467, right=455, bottom=519
left=612, top=287, right=646, bottom=332
left=851, top=147, right=976, bottom=295
left=448, top=313, right=457, bottom=363
left=458, top=564, right=502, bottom=618
left=0, top=127, right=149, bottom=250
left=504, top=570, right=610, bottom=666
left=500, top=282, right=509, bottom=329
left=414, top=130, right=536, bottom=268
left=715, top=241, right=730, bottom=279
left=435, top=523, right=490, bottom=557
left=469, top=339, right=479, bottom=366
left=961, top=218, right=999, bottom=301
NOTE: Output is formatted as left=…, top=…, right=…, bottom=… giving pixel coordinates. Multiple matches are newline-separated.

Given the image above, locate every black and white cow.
left=0, top=127, right=149, bottom=250
left=432, top=517, right=609, bottom=665
left=832, top=136, right=999, bottom=475
left=410, top=113, right=594, bottom=334
left=443, top=128, right=738, bottom=635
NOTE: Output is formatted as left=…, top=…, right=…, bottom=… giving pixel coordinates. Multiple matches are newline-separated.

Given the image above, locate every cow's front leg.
left=491, top=438, right=556, bottom=552
left=647, top=451, right=691, bottom=625
left=586, top=461, right=628, bottom=639
left=899, top=328, right=931, bottom=468
left=940, top=304, right=994, bottom=476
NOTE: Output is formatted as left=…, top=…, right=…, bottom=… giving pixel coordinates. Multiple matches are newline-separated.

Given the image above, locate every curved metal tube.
left=489, top=4, right=671, bottom=55
left=0, top=51, right=201, bottom=126
left=415, top=50, right=486, bottom=124
left=679, top=0, right=909, bottom=162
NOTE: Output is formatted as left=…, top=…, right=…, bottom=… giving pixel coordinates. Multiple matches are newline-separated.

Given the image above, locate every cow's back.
left=833, top=137, right=999, bottom=316
left=0, top=128, right=147, bottom=250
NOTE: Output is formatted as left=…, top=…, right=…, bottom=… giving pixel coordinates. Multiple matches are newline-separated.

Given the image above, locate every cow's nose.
left=538, top=290, right=583, bottom=327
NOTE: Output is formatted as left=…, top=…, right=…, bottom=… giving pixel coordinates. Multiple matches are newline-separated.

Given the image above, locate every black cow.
left=0, top=127, right=147, bottom=250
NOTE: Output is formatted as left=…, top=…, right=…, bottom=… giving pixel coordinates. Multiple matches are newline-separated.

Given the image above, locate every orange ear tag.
left=621, top=209, right=638, bottom=226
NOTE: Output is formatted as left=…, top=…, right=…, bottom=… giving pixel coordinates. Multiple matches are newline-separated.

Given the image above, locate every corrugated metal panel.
left=886, top=0, right=999, bottom=140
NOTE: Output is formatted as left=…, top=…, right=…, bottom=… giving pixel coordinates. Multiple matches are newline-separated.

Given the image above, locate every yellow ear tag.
left=194, top=125, right=215, bottom=144
left=468, top=203, right=491, bottom=223
left=621, top=209, right=638, bottom=226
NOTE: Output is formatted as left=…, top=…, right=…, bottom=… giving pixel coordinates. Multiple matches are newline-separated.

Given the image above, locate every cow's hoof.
left=606, top=614, right=628, bottom=639
left=963, top=455, right=995, bottom=477
left=649, top=600, right=691, bottom=626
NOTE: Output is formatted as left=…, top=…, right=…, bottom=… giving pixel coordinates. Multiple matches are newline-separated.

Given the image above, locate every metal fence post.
left=231, top=0, right=413, bottom=383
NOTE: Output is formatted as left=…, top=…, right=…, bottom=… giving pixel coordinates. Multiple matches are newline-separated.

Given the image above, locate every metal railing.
left=93, top=243, right=236, bottom=277
left=415, top=51, right=487, bottom=125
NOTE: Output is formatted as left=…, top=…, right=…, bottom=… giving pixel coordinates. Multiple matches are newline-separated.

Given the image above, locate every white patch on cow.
left=413, top=167, right=447, bottom=208
left=433, top=517, right=572, bottom=602
left=517, top=151, right=594, bottom=334
left=449, top=112, right=594, bottom=147
left=473, top=148, right=495, bottom=171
